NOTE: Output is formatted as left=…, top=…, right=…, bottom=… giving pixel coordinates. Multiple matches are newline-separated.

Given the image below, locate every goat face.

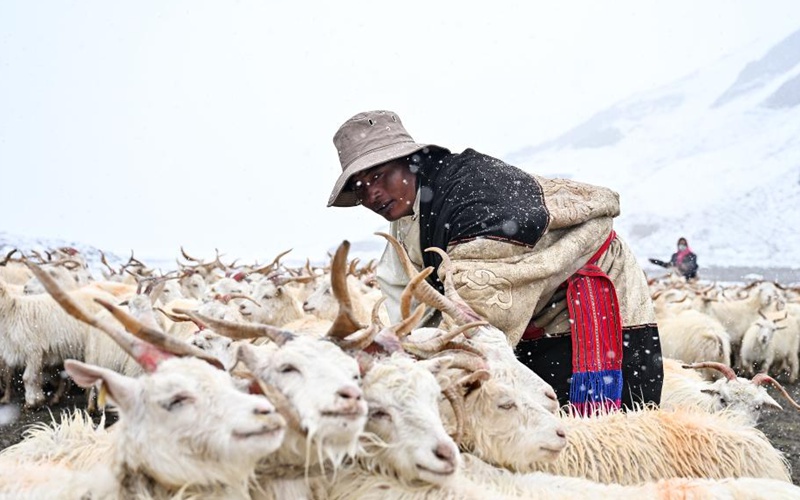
left=465, top=326, right=561, bottom=414
left=240, top=337, right=367, bottom=455
left=180, top=273, right=207, bottom=300
left=700, top=377, right=781, bottom=425
left=755, top=320, right=777, bottom=347
left=363, top=355, right=459, bottom=486
left=458, top=369, right=568, bottom=469
left=65, top=357, right=285, bottom=488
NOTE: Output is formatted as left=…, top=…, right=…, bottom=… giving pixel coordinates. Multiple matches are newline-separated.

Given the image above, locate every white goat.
left=0, top=357, right=286, bottom=499
left=660, top=358, right=785, bottom=425
left=657, top=309, right=731, bottom=379
left=0, top=275, right=117, bottom=407
left=739, top=312, right=799, bottom=381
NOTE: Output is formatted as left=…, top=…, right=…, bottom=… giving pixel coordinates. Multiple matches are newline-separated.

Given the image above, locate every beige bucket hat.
left=327, top=110, right=443, bottom=207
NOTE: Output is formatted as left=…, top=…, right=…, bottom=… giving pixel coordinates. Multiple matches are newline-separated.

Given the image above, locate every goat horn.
left=431, top=350, right=488, bottom=373
left=348, top=258, right=360, bottom=276
left=0, top=249, right=19, bottom=266
left=401, top=267, right=433, bottom=320
left=178, top=309, right=295, bottom=346
left=682, top=362, right=737, bottom=381
left=377, top=231, right=479, bottom=326
left=752, top=373, right=800, bottom=411
left=26, top=262, right=171, bottom=373
left=94, top=299, right=224, bottom=370
left=252, top=376, right=305, bottom=436
left=224, top=293, right=261, bottom=307
left=180, top=246, right=202, bottom=262
left=342, top=301, right=424, bottom=352
left=442, top=385, right=465, bottom=444
left=391, top=303, right=427, bottom=339
left=156, top=307, right=200, bottom=325
left=336, top=324, right=381, bottom=352
left=371, top=296, right=386, bottom=330
left=403, top=321, right=489, bottom=357
left=326, top=240, right=366, bottom=339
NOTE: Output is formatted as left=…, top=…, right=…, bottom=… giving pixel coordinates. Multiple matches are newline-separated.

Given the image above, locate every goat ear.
left=700, top=388, right=719, bottom=396
left=763, top=395, right=783, bottom=411
left=64, top=359, right=140, bottom=413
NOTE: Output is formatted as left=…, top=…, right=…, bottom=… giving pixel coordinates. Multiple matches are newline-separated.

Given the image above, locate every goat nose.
left=556, top=428, right=567, bottom=439
left=337, top=386, right=362, bottom=401
left=545, top=388, right=558, bottom=402
left=434, top=441, right=456, bottom=464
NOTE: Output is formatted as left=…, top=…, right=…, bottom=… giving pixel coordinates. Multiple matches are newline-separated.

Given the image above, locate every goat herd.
left=0, top=238, right=799, bottom=499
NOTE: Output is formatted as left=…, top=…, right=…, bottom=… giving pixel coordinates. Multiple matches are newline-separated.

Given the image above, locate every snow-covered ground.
left=3, top=28, right=799, bottom=281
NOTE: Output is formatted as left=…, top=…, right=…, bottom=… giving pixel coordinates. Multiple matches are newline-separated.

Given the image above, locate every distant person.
left=649, top=237, right=698, bottom=279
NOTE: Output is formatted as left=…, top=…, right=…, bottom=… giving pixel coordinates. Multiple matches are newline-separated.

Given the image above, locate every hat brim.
left=327, top=142, right=439, bottom=207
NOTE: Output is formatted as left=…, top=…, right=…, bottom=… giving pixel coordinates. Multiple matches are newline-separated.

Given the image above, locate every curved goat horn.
left=403, top=321, right=489, bottom=358
left=26, top=262, right=172, bottom=373
left=426, top=247, right=484, bottom=326
left=401, top=267, right=433, bottom=320
left=326, top=240, right=366, bottom=339
left=442, top=385, right=465, bottom=444
left=177, top=309, right=295, bottom=346
left=682, top=362, right=737, bottom=381
left=94, top=299, right=224, bottom=370
left=0, top=249, right=19, bottom=266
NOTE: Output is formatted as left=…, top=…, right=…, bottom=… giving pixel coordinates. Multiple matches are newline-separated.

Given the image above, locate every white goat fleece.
left=0, top=280, right=118, bottom=407
left=660, top=358, right=781, bottom=425
left=740, top=315, right=800, bottom=381
left=0, top=263, right=32, bottom=285
left=531, top=406, right=790, bottom=484
left=0, top=357, right=286, bottom=499
left=657, top=309, right=731, bottom=380
left=460, top=453, right=800, bottom=500
left=700, top=283, right=781, bottom=347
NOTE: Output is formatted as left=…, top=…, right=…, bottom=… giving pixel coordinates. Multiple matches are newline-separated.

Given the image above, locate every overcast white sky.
left=2, top=1, right=799, bottom=265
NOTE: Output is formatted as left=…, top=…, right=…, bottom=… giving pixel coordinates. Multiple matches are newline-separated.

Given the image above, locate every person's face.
left=349, top=159, right=417, bottom=221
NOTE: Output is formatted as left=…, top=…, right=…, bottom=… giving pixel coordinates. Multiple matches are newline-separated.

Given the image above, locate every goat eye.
left=163, top=393, right=192, bottom=411
left=498, top=402, right=516, bottom=410
left=279, top=364, right=298, bottom=374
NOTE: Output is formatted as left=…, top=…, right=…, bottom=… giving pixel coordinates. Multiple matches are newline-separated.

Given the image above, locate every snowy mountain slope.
left=508, top=28, right=800, bottom=269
